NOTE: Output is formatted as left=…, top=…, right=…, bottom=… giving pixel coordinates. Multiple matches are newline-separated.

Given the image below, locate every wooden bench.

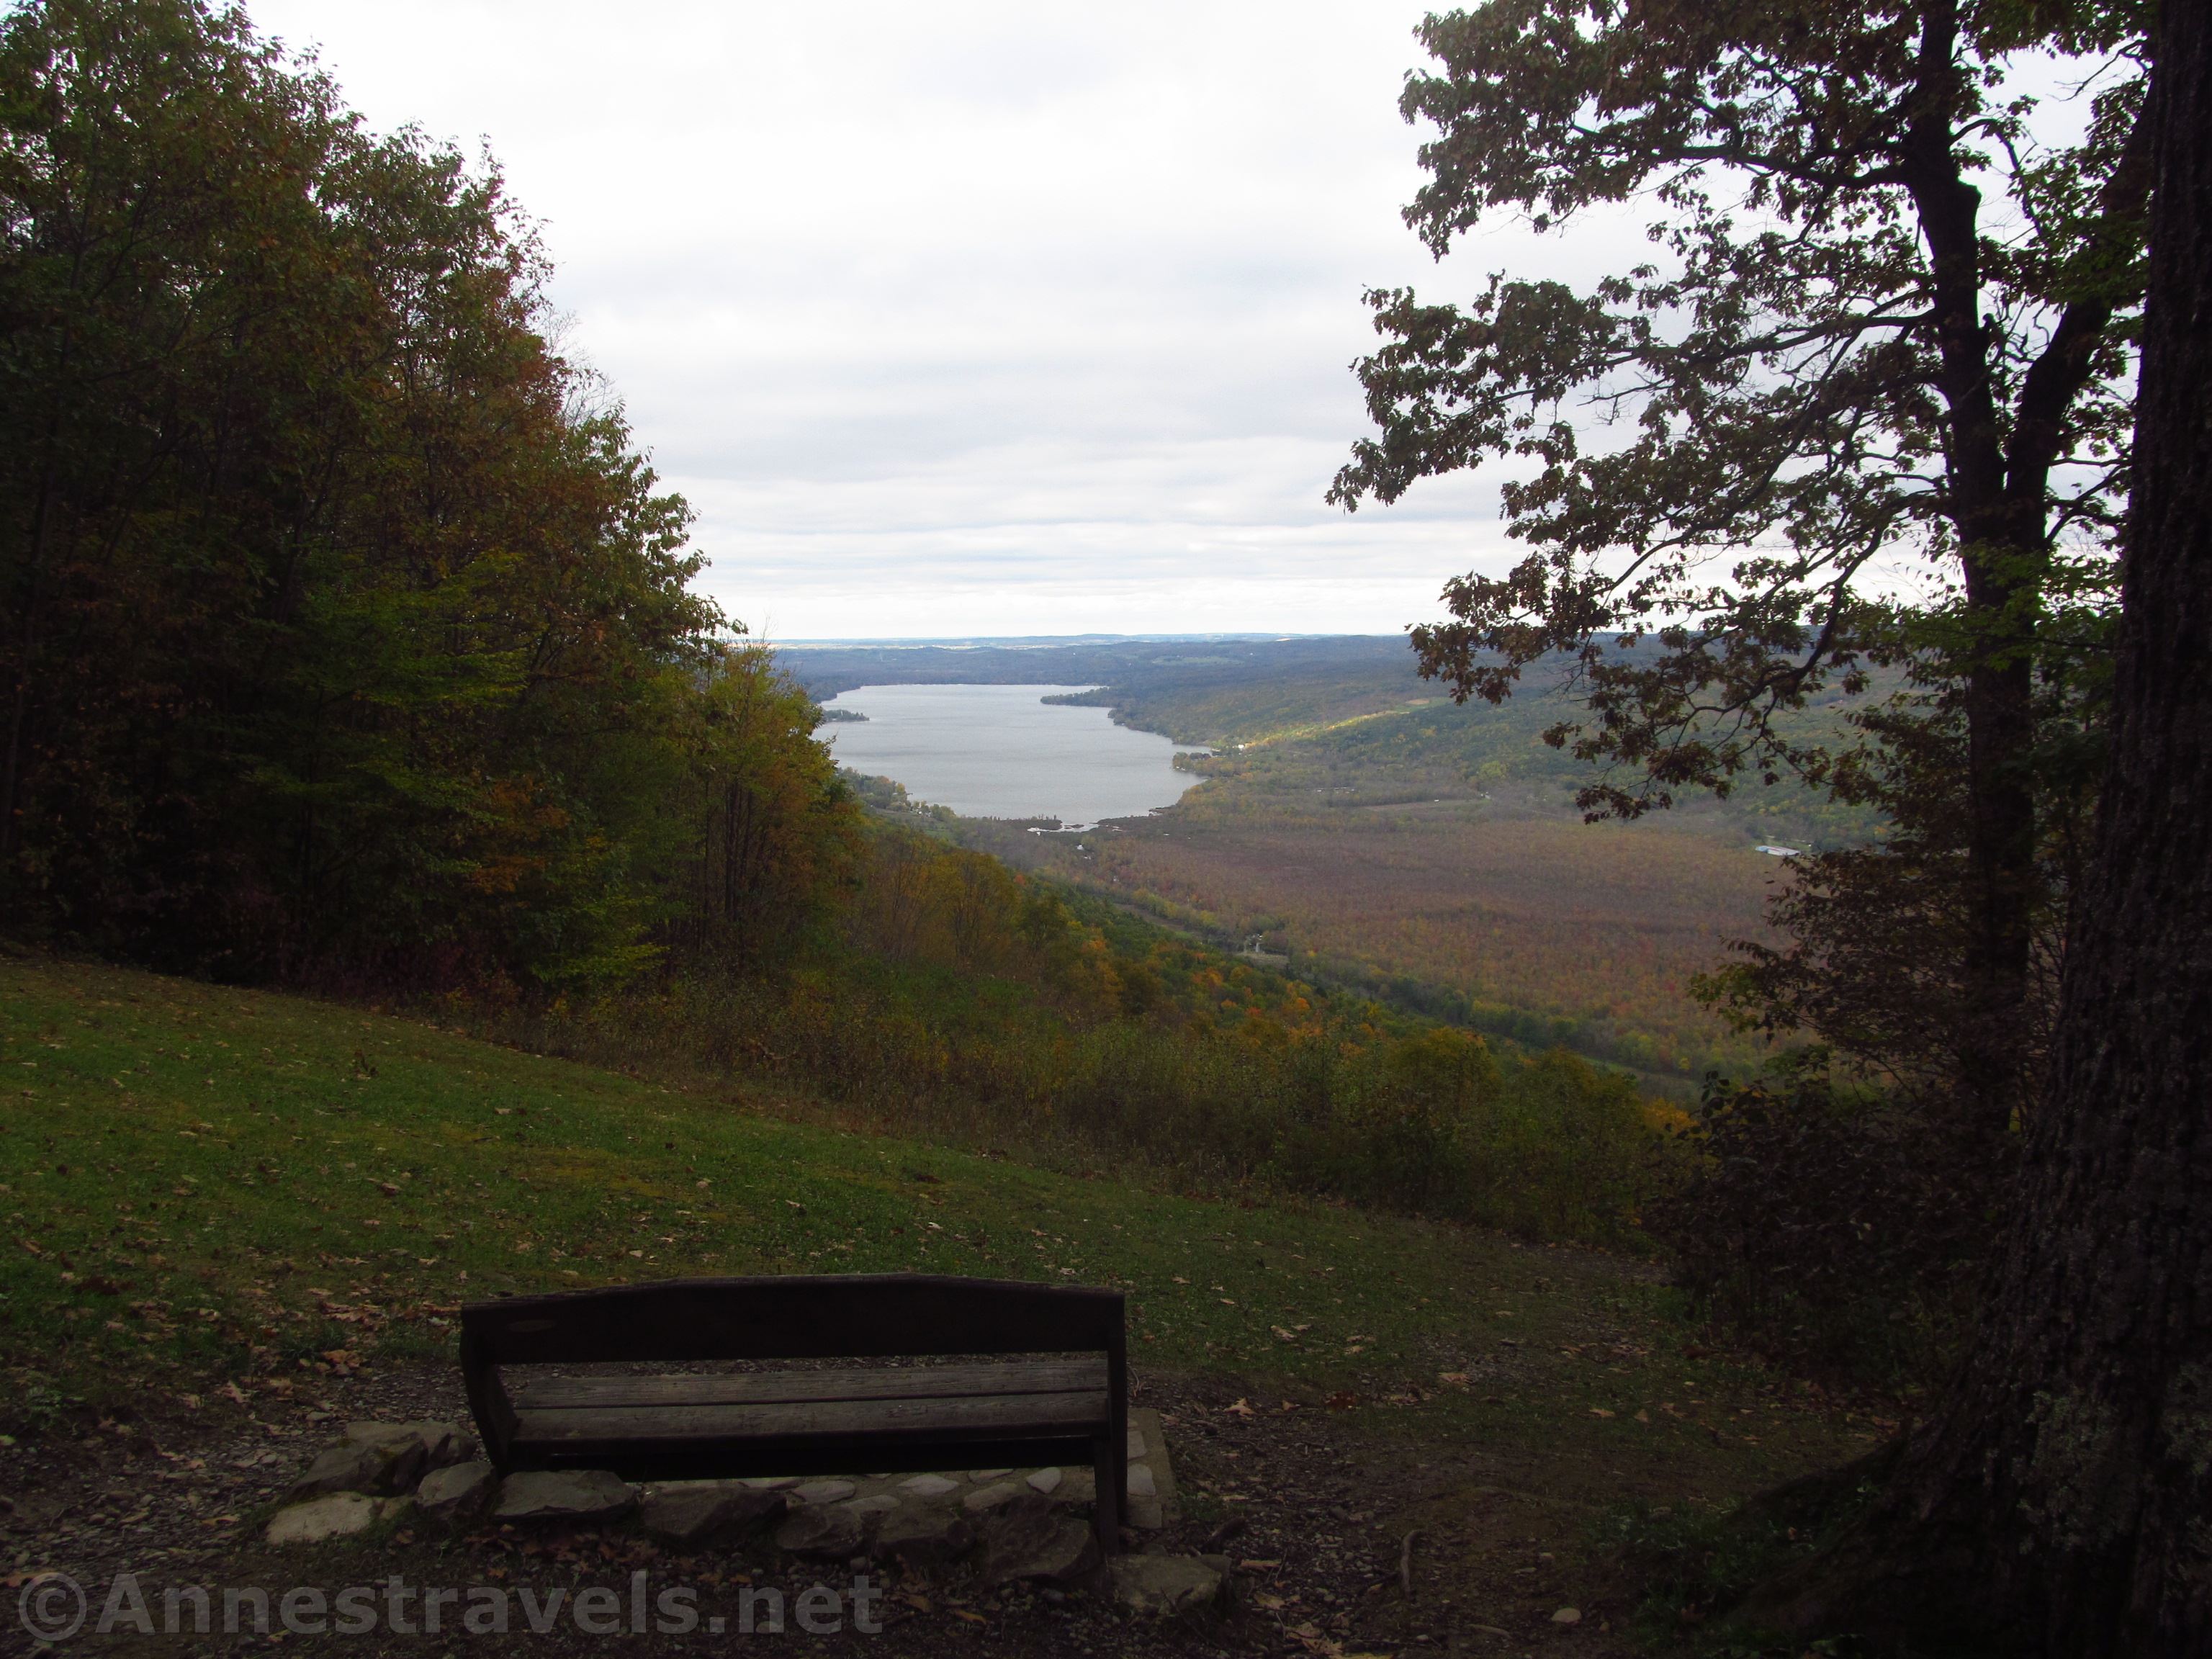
left=460, top=1273, right=1128, bottom=1549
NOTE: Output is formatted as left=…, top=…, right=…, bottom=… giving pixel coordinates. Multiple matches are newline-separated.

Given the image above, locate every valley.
left=779, top=637, right=1878, bottom=1086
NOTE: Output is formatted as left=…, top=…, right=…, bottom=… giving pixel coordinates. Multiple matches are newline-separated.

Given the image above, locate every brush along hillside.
left=1, top=954, right=1889, bottom=1654
left=498, top=825, right=1671, bottom=1249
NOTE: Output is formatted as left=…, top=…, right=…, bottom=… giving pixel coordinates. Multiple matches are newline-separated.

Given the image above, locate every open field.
left=971, top=793, right=1786, bottom=1080
left=0, top=955, right=1886, bottom=1653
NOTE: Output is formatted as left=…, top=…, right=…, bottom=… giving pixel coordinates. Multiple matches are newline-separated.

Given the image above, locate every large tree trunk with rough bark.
left=1738, top=3, right=2212, bottom=1651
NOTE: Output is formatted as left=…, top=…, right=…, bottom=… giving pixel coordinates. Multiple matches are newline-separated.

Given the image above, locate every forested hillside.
left=0, top=1, right=848, bottom=989
left=0, top=0, right=1660, bottom=1248
left=4, top=1, right=2199, bottom=1649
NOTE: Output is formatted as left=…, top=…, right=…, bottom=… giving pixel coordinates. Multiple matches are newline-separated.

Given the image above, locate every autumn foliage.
left=505, top=822, right=1663, bottom=1246
left=0, top=1, right=850, bottom=988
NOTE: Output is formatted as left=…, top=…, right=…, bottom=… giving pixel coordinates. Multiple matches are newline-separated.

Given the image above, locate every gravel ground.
left=1, top=1359, right=1655, bottom=1658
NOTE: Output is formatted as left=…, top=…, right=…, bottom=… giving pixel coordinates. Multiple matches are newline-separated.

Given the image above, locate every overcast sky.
left=246, top=1, right=1609, bottom=639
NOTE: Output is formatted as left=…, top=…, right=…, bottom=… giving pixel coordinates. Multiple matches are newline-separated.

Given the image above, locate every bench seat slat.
left=510, top=1357, right=1104, bottom=1412
left=462, top=1275, right=1128, bottom=1547
left=513, top=1388, right=1110, bottom=1455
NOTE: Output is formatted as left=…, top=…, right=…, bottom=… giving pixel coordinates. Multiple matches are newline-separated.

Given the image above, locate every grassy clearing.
left=1, top=953, right=1882, bottom=1524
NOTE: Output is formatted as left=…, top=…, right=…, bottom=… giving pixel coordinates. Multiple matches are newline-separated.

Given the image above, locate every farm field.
left=968, top=788, right=1787, bottom=1081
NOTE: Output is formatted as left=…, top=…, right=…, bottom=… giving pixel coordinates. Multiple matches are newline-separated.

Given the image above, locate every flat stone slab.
left=967, top=1467, right=1013, bottom=1479
left=289, top=1437, right=425, bottom=1501
left=1111, top=1555, right=1226, bottom=1617
left=1026, top=1467, right=1063, bottom=1495
left=792, top=1479, right=857, bottom=1506
left=266, top=1493, right=379, bottom=1546
left=962, top=1481, right=1022, bottom=1514
left=1125, top=1406, right=1178, bottom=1529
left=343, top=1421, right=415, bottom=1447
left=873, top=1503, right=972, bottom=1568
left=639, top=1482, right=786, bottom=1545
left=982, top=1511, right=1100, bottom=1588
left=493, top=1470, right=637, bottom=1524
left=415, top=1461, right=495, bottom=1526
left=899, top=1474, right=961, bottom=1500
left=774, top=1502, right=865, bottom=1559
left=346, top=1420, right=476, bottom=1468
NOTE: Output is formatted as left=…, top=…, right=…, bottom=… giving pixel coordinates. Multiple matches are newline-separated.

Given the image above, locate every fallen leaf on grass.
left=947, top=1607, right=986, bottom=1624
left=1588, top=1407, right=1615, bottom=1419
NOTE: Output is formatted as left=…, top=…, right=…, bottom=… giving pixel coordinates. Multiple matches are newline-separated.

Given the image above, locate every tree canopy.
left=0, top=0, right=850, bottom=987
left=1739, top=0, right=2212, bottom=1643
left=1336, top=0, right=2149, bottom=1135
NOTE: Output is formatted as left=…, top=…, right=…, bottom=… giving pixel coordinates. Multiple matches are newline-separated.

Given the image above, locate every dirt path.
left=3, top=1341, right=1878, bottom=1659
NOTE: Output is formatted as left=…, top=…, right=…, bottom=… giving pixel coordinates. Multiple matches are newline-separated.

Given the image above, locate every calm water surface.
left=821, top=683, right=1206, bottom=827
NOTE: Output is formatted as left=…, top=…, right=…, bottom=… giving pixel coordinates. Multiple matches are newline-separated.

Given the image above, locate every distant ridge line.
left=768, top=632, right=1390, bottom=648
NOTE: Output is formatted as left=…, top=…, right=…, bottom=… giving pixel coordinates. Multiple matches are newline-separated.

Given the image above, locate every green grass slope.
left=1, top=953, right=1881, bottom=1516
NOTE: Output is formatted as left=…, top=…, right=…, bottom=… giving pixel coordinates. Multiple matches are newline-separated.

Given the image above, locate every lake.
left=820, top=683, right=1208, bottom=828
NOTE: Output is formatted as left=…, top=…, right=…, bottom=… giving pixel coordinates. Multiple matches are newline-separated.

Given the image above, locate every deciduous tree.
left=1333, top=0, right=2149, bottom=1145
left=1737, top=0, right=2212, bottom=1642
left=0, top=0, right=852, bottom=988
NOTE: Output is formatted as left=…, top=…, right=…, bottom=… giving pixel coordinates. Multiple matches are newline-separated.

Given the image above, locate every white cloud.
left=249, top=0, right=1624, bottom=636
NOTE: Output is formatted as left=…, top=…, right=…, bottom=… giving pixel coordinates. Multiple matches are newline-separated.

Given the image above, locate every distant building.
left=1236, top=934, right=1290, bottom=968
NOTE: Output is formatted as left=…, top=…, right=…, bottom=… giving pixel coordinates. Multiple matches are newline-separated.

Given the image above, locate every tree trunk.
left=1956, top=575, right=2039, bottom=1142
left=1907, top=0, right=2043, bottom=1146
left=1738, top=4, right=2212, bottom=1650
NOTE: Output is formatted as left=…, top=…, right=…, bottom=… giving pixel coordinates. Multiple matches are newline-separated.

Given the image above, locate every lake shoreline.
left=821, top=682, right=1208, bottom=825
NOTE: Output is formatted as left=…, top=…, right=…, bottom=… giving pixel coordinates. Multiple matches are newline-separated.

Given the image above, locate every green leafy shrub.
left=1646, top=1061, right=1988, bottom=1380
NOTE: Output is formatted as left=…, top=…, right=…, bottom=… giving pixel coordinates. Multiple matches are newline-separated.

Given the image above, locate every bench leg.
left=1091, top=1434, right=1120, bottom=1553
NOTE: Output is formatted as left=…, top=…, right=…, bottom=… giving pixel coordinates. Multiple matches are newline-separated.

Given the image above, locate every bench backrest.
left=459, top=1273, right=1131, bottom=1537
left=461, top=1272, right=1125, bottom=1368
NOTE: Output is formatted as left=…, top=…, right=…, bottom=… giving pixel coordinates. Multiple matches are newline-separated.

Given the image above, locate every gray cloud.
left=251, top=0, right=1636, bottom=636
